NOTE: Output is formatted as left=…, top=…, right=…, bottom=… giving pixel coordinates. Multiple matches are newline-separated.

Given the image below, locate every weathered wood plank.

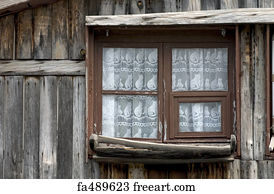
left=240, top=160, right=258, bottom=178
left=39, top=76, right=57, bottom=178
left=72, top=76, right=87, bottom=178
left=220, top=0, right=239, bottom=9
left=163, top=0, right=178, bottom=12
left=129, top=0, right=145, bottom=14
left=145, top=0, right=163, bottom=13
left=258, top=160, right=274, bottom=178
left=15, top=9, right=33, bottom=59
left=114, top=0, right=128, bottom=14
left=52, top=0, right=69, bottom=59
left=168, top=164, right=187, bottom=178
left=0, top=76, right=4, bottom=179
left=3, top=76, right=23, bottom=178
left=110, top=164, right=128, bottom=178
left=23, top=77, right=40, bottom=178
left=182, top=0, right=201, bottom=11
left=57, top=77, right=73, bottom=178
left=146, top=165, right=168, bottom=179
left=259, top=0, right=274, bottom=7
left=229, top=159, right=241, bottom=178
left=99, top=0, right=115, bottom=15
left=99, top=163, right=109, bottom=178
left=90, top=160, right=100, bottom=179
left=0, top=15, right=14, bottom=59
left=34, top=4, right=52, bottom=59
left=253, top=24, right=266, bottom=160
left=201, top=0, right=219, bottom=10
left=240, top=25, right=254, bottom=160
left=0, top=60, right=85, bottom=76
left=128, top=163, right=148, bottom=178
left=69, top=0, right=87, bottom=59
left=239, top=0, right=258, bottom=8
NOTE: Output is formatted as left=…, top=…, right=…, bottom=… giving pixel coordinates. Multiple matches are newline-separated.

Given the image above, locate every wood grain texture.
left=201, top=0, right=219, bottom=10
left=221, top=0, right=239, bottom=9
left=128, top=163, right=148, bottom=178
left=15, top=9, right=33, bottom=59
left=86, top=8, right=274, bottom=26
left=163, top=0, right=178, bottom=12
left=99, top=0, right=115, bottom=15
left=114, top=0, right=128, bottom=14
left=110, top=164, right=128, bottom=178
left=23, top=77, right=40, bottom=178
left=129, top=0, right=145, bottom=14
left=39, top=76, right=57, bottom=178
left=0, top=60, right=85, bottom=76
left=229, top=159, right=241, bottom=178
left=240, top=160, right=258, bottom=178
left=69, top=0, right=87, bottom=59
left=52, top=0, right=69, bottom=59
left=253, top=24, right=266, bottom=160
left=57, top=76, right=73, bottom=178
left=3, top=76, right=23, bottom=178
left=182, top=0, right=201, bottom=11
left=0, top=15, right=14, bottom=59
left=239, top=0, right=258, bottom=8
left=146, top=165, right=168, bottom=178
left=257, top=160, right=274, bottom=178
left=0, top=77, right=4, bottom=178
left=240, top=25, right=254, bottom=160
left=145, top=0, right=163, bottom=13
left=259, top=0, right=274, bottom=7
left=34, top=4, right=52, bottom=59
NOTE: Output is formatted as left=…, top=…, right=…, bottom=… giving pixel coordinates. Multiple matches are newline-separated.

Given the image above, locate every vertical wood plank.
left=0, top=77, right=4, bottom=178
left=230, top=159, right=241, bottom=179
left=240, top=160, right=258, bottom=178
left=241, top=25, right=254, bottom=160
left=99, top=0, right=115, bottom=15
left=146, top=165, right=168, bottom=178
left=130, top=0, right=145, bottom=14
left=0, top=15, right=14, bottom=59
left=23, top=77, right=40, bottom=178
left=34, top=5, right=52, bottom=59
left=239, top=0, right=258, bottom=8
left=163, top=0, right=177, bottom=12
left=128, top=163, right=148, bottom=178
left=52, top=0, right=69, bottom=59
left=253, top=24, right=266, bottom=160
left=220, top=0, right=239, bottom=9
left=99, top=163, right=110, bottom=179
left=57, top=77, right=73, bottom=178
left=201, top=0, right=219, bottom=10
left=114, top=0, right=129, bottom=14
left=259, top=0, right=274, bottom=7
left=39, top=76, right=57, bottom=178
left=3, top=76, right=23, bottom=178
left=16, top=9, right=33, bottom=59
left=69, top=0, right=87, bottom=59
left=182, top=0, right=201, bottom=11
left=110, top=164, right=128, bottom=178
left=145, top=0, right=164, bottom=13
left=90, top=160, right=100, bottom=179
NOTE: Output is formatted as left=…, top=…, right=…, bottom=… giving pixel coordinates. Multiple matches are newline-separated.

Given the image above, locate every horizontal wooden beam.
left=92, top=155, right=234, bottom=165
left=90, top=134, right=236, bottom=160
left=86, top=8, right=274, bottom=26
left=0, top=60, right=85, bottom=75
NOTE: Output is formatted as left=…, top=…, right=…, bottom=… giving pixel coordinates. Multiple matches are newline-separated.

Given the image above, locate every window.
left=88, top=27, right=235, bottom=146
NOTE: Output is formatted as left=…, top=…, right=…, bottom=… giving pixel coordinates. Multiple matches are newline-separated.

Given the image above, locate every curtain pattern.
left=179, top=102, right=222, bottom=132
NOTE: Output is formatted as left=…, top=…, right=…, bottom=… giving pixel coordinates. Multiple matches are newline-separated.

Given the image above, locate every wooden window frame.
left=86, top=26, right=237, bottom=157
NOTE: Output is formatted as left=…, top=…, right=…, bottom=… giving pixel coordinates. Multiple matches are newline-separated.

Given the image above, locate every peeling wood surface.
left=0, top=60, right=85, bottom=75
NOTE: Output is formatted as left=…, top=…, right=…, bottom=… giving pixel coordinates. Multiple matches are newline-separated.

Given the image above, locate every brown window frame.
left=86, top=26, right=237, bottom=156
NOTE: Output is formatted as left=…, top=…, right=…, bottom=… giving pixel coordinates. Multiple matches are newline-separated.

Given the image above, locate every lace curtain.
left=173, top=48, right=227, bottom=132
left=102, top=48, right=158, bottom=138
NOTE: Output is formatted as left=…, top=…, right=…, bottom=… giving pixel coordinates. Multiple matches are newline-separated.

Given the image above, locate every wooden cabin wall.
left=0, top=0, right=274, bottom=179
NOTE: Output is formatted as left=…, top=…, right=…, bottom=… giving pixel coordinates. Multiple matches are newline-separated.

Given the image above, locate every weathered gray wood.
left=39, top=76, right=57, bottom=178
left=145, top=0, right=163, bottom=13
left=99, top=0, right=115, bottom=15
left=3, top=76, right=23, bottom=178
left=201, top=0, right=219, bottom=10
left=253, top=24, right=266, bottom=160
left=163, top=0, right=177, bottom=12
left=129, top=0, right=145, bottom=14
left=240, top=160, right=258, bottom=178
left=52, top=0, right=68, bottom=59
left=69, top=0, right=87, bottom=59
left=91, top=160, right=100, bottom=179
left=0, top=76, right=4, bottom=178
left=0, top=60, right=85, bottom=76
left=128, top=163, right=148, bottom=178
left=258, top=160, right=274, bottom=178
left=16, top=9, right=33, bottom=59
left=57, top=76, right=73, bottom=178
left=259, top=0, right=274, bottom=7
left=229, top=159, right=241, bottom=178
left=34, top=4, right=52, bottom=59
left=182, top=0, right=201, bottom=11
left=23, top=77, right=40, bottom=178
left=241, top=25, right=254, bottom=160
left=114, top=0, right=128, bottom=14
left=0, top=15, right=14, bottom=59
left=221, top=0, right=239, bottom=9
left=86, top=8, right=274, bottom=26
left=239, top=0, right=258, bottom=8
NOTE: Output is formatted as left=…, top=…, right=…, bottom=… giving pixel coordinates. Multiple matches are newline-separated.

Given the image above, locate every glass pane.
left=103, top=48, right=158, bottom=91
left=179, top=102, right=221, bottom=132
left=172, top=48, right=228, bottom=91
left=102, top=95, right=158, bottom=138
